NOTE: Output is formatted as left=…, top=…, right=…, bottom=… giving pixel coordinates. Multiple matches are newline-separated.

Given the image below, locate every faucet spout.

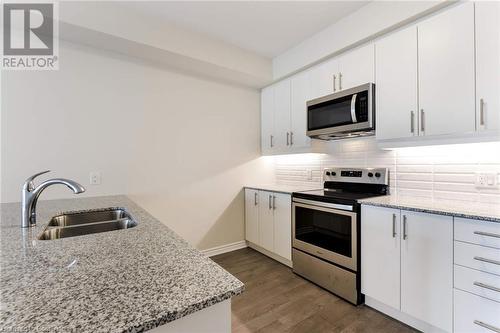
left=21, top=172, right=86, bottom=228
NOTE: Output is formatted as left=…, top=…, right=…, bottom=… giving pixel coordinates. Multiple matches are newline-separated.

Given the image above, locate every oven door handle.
left=350, top=93, right=358, bottom=123
left=293, top=198, right=353, bottom=211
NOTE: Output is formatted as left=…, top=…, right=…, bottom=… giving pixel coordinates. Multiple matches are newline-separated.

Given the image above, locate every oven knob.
left=326, top=171, right=331, bottom=176
left=375, top=172, right=381, bottom=178
left=331, top=172, right=336, bottom=176
left=368, top=172, right=373, bottom=177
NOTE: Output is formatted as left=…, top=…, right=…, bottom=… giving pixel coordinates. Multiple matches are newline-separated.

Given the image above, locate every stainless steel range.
left=292, top=167, right=389, bottom=305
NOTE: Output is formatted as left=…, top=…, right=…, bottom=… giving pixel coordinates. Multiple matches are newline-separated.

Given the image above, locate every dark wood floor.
left=212, top=248, right=417, bottom=333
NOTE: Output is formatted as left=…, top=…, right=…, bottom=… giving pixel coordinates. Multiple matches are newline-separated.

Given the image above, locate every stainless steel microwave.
left=306, top=83, right=375, bottom=140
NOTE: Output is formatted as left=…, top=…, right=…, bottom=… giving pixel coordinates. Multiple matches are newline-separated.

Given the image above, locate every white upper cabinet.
left=290, top=71, right=312, bottom=150
left=261, top=86, right=274, bottom=154
left=337, top=44, right=375, bottom=91
left=418, top=2, right=475, bottom=137
left=375, top=26, right=418, bottom=140
left=273, top=80, right=292, bottom=150
left=476, top=1, right=500, bottom=132
left=308, top=57, right=339, bottom=100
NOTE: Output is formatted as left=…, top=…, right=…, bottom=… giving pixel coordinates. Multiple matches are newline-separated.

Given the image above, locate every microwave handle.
left=350, top=93, right=358, bottom=123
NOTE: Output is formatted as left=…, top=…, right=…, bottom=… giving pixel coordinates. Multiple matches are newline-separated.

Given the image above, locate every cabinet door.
left=308, top=57, right=339, bottom=100
left=361, top=205, right=401, bottom=310
left=400, top=210, right=453, bottom=332
left=272, top=193, right=292, bottom=260
left=290, top=71, right=311, bottom=150
left=258, top=191, right=274, bottom=252
left=273, top=80, right=291, bottom=151
left=244, top=189, right=259, bottom=244
left=261, top=87, right=274, bottom=155
left=375, top=27, right=418, bottom=140
left=476, top=1, right=500, bottom=131
left=418, top=2, right=475, bottom=137
left=337, top=44, right=375, bottom=91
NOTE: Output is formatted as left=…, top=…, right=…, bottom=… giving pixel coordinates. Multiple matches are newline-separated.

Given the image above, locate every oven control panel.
left=324, top=168, right=389, bottom=185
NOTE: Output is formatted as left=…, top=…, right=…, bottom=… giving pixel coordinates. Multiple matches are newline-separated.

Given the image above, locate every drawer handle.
left=474, top=256, right=500, bottom=266
left=474, top=281, right=500, bottom=293
left=474, top=231, right=500, bottom=239
left=474, top=320, right=500, bottom=333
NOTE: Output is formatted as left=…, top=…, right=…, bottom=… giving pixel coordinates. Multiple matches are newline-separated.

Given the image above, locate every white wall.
left=273, top=139, right=500, bottom=204
left=1, top=41, right=274, bottom=249
left=272, top=1, right=448, bottom=79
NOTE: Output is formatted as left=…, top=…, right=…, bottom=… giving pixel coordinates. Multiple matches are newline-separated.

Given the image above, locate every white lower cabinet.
left=244, top=189, right=292, bottom=262
left=361, top=205, right=453, bottom=332
left=454, top=289, right=500, bottom=333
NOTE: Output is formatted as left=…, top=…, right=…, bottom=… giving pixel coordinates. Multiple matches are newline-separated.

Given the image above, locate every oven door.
left=306, top=83, right=373, bottom=138
left=292, top=199, right=357, bottom=271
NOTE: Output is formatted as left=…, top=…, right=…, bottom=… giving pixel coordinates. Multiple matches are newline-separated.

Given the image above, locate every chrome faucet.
left=22, top=170, right=85, bottom=228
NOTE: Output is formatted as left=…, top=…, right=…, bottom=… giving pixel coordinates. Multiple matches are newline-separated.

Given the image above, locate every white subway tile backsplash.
left=273, top=140, right=500, bottom=203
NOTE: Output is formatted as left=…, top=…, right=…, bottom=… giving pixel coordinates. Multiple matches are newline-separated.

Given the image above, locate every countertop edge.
left=359, top=200, right=500, bottom=224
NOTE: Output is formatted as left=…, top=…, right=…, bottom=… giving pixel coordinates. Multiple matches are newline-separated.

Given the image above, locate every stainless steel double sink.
left=38, top=208, right=137, bottom=240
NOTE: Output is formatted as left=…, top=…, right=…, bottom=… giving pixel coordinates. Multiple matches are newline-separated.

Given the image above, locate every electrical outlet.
left=89, top=172, right=101, bottom=185
left=475, top=173, right=497, bottom=188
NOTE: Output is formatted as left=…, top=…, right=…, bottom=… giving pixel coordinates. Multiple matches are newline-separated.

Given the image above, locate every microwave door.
left=350, top=94, right=358, bottom=123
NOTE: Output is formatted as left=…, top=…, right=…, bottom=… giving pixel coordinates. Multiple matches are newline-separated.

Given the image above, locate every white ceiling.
left=122, top=1, right=369, bottom=58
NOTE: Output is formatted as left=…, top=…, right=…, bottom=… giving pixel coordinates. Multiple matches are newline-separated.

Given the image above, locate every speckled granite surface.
left=360, top=195, right=500, bottom=223
left=0, top=195, right=244, bottom=333
left=244, top=184, right=322, bottom=194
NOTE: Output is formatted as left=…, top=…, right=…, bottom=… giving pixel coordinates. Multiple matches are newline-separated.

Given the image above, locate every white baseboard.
left=201, top=240, right=247, bottom=257
left=365, top=296, right=447, bottom=333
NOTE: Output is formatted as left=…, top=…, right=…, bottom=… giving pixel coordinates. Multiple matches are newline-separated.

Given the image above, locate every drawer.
left=455, top=217, right=500, bottom=249
left=455, top=241, right=500, bottom=276
left=455, top=265, right=500, bottom=303
left=454, top=289, right=500, bottom=333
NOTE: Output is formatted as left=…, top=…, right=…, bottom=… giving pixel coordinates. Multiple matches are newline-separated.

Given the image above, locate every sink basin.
left=39, top=207, right=137, bottom=240
left=48, top=208, right=131, bottom=227
left=39, top=219, right=137, bottom=240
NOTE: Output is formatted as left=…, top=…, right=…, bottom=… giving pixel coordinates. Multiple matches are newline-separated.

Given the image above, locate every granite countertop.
left=244, top=183, right=322, bottom=194
left=0, top=195, right=244, bottom=333
left=359, top=195, right=500, bottom=223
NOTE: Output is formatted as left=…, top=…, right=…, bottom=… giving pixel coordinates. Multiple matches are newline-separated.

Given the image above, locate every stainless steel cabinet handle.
left=286, top=132, right=290, bottom=146
left=273, top=195, right=276, bottom=210
left=410, top=111, right=415, bottom=134
left=268, top=195, right=272, bottom=209
left=339, top=72, right=342, bottom=90
left=290, top=132, right=294, bottom=145
left=333, top=74, right=337, bottom=92
left=402, top=215, right=408, bottom=240
left=473, top=281, right=500, bottom=293
left=254, top=192, right=258, bottom=206
left=270, top=135, right=274, bottom=148
left=480, top=98, right=485, bottom=126
left=392, top=213, right=397, bottom=238
left=474, top=231, right=500, bottom=239
left=420, top=109, right=425, bottom=132
left=474, top=256, right=500, bottom=266
left=474, top=320, right=500, bottom=333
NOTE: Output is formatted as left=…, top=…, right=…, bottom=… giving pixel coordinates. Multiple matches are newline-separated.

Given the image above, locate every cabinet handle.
left=410, top=111, right=415, bottom=134
left=392, top=214, right=397, bottom=238
left=420, top=109, right=425, bottom=133
left=333, top=74, right=337, bottom=92
left=254, top=192, right=258, bottom=206
left=402, top=215, right=408, bottom=240
left=480, top=98, right=485, bottom=126
left=339, top=72, right=342, bottom=90
left=473, top=281, right=500, bottom=293
left=474, top=320, right=500, bottom=333
left=474, top=231, right=500, bottom=239
left=268, top=195, right=272, bottom=209
left=270, top=135, right=274, bottom=148
left=286, top=132, right=290, bottom=146
left=474, top=256, right=500, bottom=266
left=290, top=131, right=294, bottom=145
left=273, top=195, right=276, bottom=210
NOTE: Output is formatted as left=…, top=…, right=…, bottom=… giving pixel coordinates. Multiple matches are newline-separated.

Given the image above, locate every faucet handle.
left=24, top=170, right=51, bottom=191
